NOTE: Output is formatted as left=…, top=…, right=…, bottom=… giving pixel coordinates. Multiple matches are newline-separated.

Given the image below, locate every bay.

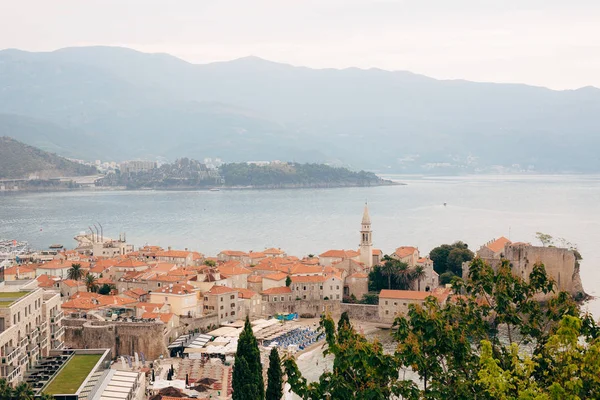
left=1, top=174, right=600, bottom=313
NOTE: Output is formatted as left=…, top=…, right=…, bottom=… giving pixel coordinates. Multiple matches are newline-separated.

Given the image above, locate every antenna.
left=97, top=222, right=103, bottom=243
left=88, top=226, right=95, bottom=243
left=93, top=224, right=100, bottom=243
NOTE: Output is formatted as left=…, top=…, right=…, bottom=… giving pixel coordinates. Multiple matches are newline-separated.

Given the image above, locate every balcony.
left=39, top=337, right=48, bottom=349
left=52, top=341, right=64, bottom=350
left=51, top=326, right=64, bottom=339
left=19, top=337, right=27, bottom=348
left=50, top=311, right=64, bottom=324
left=27, top=345, right=39, bottom=357
left=18, top=354, right=27, bottom=366
left=1, top=347, right=19, bottom=365
left=28, top=329, right=39, bottom=342
left=0, top=365, right=19, bottom=382
left=39, top=321, right=48, bottom=333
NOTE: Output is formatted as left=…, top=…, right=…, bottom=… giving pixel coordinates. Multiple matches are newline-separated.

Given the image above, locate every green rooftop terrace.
left=0, top=291, right=30, bottom=307
left=44, top=354, right=103, bottom=395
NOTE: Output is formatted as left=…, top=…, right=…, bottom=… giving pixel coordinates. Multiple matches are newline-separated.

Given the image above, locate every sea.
left=2, top=174, right=600, bottom=394
left=1, top=174, right=599, bottom=309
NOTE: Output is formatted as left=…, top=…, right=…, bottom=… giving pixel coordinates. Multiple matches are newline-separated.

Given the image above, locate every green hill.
left=0, top=137, right=97, bottom=179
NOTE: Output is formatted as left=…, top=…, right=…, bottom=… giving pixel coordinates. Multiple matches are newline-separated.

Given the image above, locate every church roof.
left=362, top=203, right=371, bottom=224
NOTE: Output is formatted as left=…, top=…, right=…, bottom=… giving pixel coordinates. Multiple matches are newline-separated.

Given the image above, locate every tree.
left=67, top=263, right=84, bottom=281
left=429, top=241, right=473, bottom=275
left=98, top=283, right=113, bottom=295
left=266, top=348, right=283, bottom=400
left=85, top=273, right=98, bottom=292
left=395, top=262, right=414, bottom=290
left=379, top=256, right=399, bottom=290
left=204, top=259, right=216, bottom=267
left=232, top=317, right=264, bottom=400
left=283, top=314, right=417, bottom=399
left=361, top=293, right=378, bottom=305
left=0, top=379, right=13, bottom=400
left=446, top=247, right=474, bottom=276
left=535, top=232, right=554, bottom=247
left=285, top=275, right=292, bottom=287
left=439, top=271, right=455, bottom=285
left=412, top=265, right=426, bottom=291
left=13, top=382, right=34, bottom=400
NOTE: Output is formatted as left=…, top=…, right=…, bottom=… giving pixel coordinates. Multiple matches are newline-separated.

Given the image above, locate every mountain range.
left=0, top=137, right=96, bottom=179
left=1, top=46, right=599, bottom=173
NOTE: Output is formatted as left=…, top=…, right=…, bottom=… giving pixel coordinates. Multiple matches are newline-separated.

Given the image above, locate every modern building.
left=0, top=282, right=64, bottom=385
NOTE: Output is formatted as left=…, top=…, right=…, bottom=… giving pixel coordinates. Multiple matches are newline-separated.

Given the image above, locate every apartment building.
left=203, top=286, right=238, bottom=323
left=0, top=283, right=64, bottom=385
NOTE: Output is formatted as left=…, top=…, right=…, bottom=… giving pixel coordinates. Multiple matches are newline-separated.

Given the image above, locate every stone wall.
left=64, top=319, right=168, bottom=360
left=339, top=303, right=380, bottom=322
left=263, top=299, right=341, bottom=317
left=178, top=314, right=219, bottom=333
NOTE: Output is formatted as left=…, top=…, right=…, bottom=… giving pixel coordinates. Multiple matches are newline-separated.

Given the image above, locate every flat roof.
left=44, top=354, right=103, bottom=395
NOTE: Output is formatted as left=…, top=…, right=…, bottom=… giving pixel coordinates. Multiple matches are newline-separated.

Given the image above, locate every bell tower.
left=359, top=203, right=373, bottom=268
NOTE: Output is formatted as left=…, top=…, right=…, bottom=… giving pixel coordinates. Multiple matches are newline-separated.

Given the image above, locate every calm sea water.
left=1, top=174, right=600, bottom=312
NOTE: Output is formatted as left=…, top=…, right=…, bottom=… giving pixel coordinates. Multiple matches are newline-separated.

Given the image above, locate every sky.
left=1, top=0, right=599, bottom=90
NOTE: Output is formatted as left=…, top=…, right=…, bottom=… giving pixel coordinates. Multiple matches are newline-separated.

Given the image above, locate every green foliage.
left=85, top=273, right=98, bottom=292
left=429, top=241, right=474, bottom=275
left=266, top=348, right=283, bottom=400
left=535, top=232, right=554, bottom=247
left=67, top=263, right=84, bottom=281
left=0, top=136, right=97, bottom=179
left=219, top=162, right=389, bottom=188
left=98, top=283, right=113, bottom=295
left=232, top=317, right=265, bottom=400
left=369, top=256, right=418, bottom=291
left=204, top=259, right=217, bottom=267
left=283, top=314, right=417, bottom=399
left=439, top=271, right=456, bottom=285
left=361, top=293, right=379, bottom=305
left=285, top=275, right=292, bottom=287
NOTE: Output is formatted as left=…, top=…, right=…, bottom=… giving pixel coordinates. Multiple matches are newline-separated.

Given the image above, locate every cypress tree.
left=266, top=347, right=283, bottom=400
left=232, top=317, right=265, bottom=400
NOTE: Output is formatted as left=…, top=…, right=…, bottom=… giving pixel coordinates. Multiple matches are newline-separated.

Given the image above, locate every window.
left=220, top=305, right=224, bottom=310
left=165, top=297, right=168, bottom=302
left=403, top=302, right=407, bottom=306
left=221, top=297, right=223, bottom=302
left=226, top=313, right=228, bottom=317
left=280, top=296, right=285, bottom=301
left=336, top=294, right=340, bottom=299
left=303, top=295, right=306, bottom=299
left=320, top=286, right=323, bottom=290
left=385, top=310, right=389, bottom=315
left=157, top=283, right=161, bottom=287
left=394, top=302, right=397, bottom=306
left=330, top=286, right=333, bottom=290
left=385, top=301, right=388, bottom=305
left=204, top=297, right=208, bottom=301
left=303, top=286, right=307, bottom=291
left=273, top=297, right=277, bottom=302
left=231, top=311, right=235, bottom=316
left=336, top=286, right=339, bottom=290
left=230, top=295, right=235, bottom=300
left=231, top=303, right=235, bottom=308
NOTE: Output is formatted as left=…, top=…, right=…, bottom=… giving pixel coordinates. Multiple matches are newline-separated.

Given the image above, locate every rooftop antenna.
left=97, top=222, right=104, bottom=243
left=93, top=224, right=100, bottom=244
left=88, top=226, right=95, bottom=243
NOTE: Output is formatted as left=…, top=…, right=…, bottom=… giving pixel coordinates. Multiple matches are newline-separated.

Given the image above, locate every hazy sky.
left=1, top=0, right=599, bottom=89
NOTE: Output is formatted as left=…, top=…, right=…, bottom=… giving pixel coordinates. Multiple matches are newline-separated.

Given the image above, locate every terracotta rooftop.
left=206, top=285, right=237, bottom=295
left=219, top=250, right=249, bottom=257
left=394, top=246, right=418, bottom=259
left=347, top=272, right=369, bottom=279
left=36, top=274, right=58, bottom=288
left=61, top=279, right=83, bottom=288
left=290, top=275, right=328, bottom=283
left=235, top=288, right=258, bottom=299
left=263, top=248, right=285, bottom=255
left=485, top=236, right=512, bottom=253
left=142, top=312, right=174, bottom=324
left=261, top=287, right=292, bottom=295
left=319, top=249, right=360, bottom=258
left=116, top=259, right=148, bottom=269
left=263, top=272, right=288, bottom=281
left=218, top=262, right=252, bottom=276
left=156, top=283, right=196, bottom=295
left=247, top=275, right=263, bottom=283
left=3, top=265, right=34, bottom=275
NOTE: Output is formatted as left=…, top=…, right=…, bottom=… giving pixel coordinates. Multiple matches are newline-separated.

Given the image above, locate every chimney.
left=168, top=246, right=172, bottom=251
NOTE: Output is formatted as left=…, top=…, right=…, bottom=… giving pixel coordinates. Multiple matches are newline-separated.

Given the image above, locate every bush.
left=439, top=271, right=456, bottom=285
left=299, top=313, right=315, bottom=318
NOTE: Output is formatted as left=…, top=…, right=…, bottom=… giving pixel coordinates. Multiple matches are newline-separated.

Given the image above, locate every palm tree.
left=380, top=256, right=398, bottom=290
left=67, top=263, right=84, bottom=281
left=412, top=266, right=426, bottom=291
left=0, top=379, right=13, bottom=400
left=13, top=382, right=34, bottom=400
left=85, top=273, right=99, bottom=293
left=38, top=394, right=55, bottom=400
left=396, top=263, right=414, bottom=290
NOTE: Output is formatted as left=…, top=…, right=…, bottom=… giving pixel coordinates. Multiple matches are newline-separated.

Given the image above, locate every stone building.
left=149, top=283, right=201, bottom=318
left=358, top=204, right=374, bottom=268
left=290, top=274, right=343, bottom=301
left=0, top=283, right=64, bottom=385
left=466, top=239, right=584, bottom=297
left=378, top=288, right=451, bottom=324
left=344, top=273, right=369, bottom=300
left=203, top=286, right=239, bottom=323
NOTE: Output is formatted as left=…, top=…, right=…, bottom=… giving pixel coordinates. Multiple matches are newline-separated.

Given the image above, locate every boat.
left=443, top=202, right=447, bottom=206
left=209, top=188, right=221, bottom=192
left=49, top=244, right=64, bottom=249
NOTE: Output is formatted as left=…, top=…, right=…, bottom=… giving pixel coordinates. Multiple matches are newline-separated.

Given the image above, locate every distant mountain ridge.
left=1, top=46, right=599, bottom=173
left=0, top=137, right=97, bottom=179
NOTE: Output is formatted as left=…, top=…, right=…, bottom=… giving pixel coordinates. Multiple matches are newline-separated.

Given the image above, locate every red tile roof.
left=379, top=289, right=430, bottom=300
left=394, top=246, right=418, bottom=259
left=263, top=272, right=288, bottom=281
left=219, top=250, right=249, bottom=257
left=319, top=250, right=360, bottom=258
left=235, top=288, right=258, bottom=299
left=486, top=237, right=512, bottom=253
left=290, top=275, right=327, bottom=283
left=155, top=283, right=196, bottom=295
left=206, top=285, right=237, bottom=295
left=247, top=275, right=263, bottom=283
left=261, top=287, right=292, bottom=295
